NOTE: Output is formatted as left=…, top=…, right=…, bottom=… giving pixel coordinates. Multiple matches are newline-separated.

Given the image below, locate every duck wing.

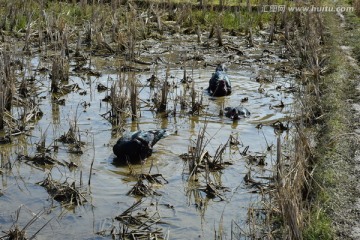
left=135, top=129, right=167, bottom=147
left=113, top=139, right=150, bottom=163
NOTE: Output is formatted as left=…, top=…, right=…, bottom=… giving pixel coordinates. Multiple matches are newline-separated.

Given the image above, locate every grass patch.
left=302, top=10, right=360, bottom=239
left=304, top=209, right=334, bottom=240
left=271, top=1, right=360, bottom=238
left=186, top=9, right=272, bottom=31
left=345, top=12, right=360, bottom=62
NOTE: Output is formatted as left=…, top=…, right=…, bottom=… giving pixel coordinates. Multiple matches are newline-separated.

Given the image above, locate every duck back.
left=113, top=130, right=167, bottom=164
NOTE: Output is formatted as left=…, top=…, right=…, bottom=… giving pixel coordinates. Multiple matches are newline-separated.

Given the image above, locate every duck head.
left=216, top=64, right=227, bottom=72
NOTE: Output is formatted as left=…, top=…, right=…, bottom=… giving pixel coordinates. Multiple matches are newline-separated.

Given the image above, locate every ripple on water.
left=0, top=30, right=296, bottom=239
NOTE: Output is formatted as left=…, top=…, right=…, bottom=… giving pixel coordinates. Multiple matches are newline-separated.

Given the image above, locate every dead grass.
left=50, top=56, right=69, bottom=93
left=0, top=51, right=15, bottom=130
left=180, top=122, right=235, bottom=206
left=156, top=71, right=169, bottom=113
left=269, top=3, right=360, bottom=239
left=354, top=0, right=360, bottom=16
left=0, top=206, right=53, bottom=240
left=111, top=75, right=129, bottom=123
left=18, top=154, right=64, bottom=168
left=57, top=120, right=84, bottom=154
left=127, top=173, right=168, bottom=197
left=38, top=174, right=87, bottom=207
left=113, top=200, right=167, bottom=239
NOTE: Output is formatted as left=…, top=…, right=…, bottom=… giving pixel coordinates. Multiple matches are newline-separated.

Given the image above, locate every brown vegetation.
left=1, top=0, right=357, bottom=239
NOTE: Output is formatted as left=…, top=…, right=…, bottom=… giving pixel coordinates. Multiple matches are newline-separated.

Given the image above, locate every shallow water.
left=0, top=31, right=295, bottom=239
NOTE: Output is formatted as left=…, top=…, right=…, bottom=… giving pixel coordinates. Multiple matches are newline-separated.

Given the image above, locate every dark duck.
left=208, top=64, right=232, bottom=97
left=225, top=106, right=251, bottom=120
left=113, top=130, right=167, bottom=164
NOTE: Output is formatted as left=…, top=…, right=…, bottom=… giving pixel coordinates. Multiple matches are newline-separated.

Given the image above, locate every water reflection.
left=0, top=28, right=296, bottom=239
left=51, top=100, right=60, bottom=124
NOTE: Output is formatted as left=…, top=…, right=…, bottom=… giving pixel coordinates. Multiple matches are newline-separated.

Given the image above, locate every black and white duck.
left=225, top=106, right=251, bottom=120
left=208, top=64, right=232, bottom=97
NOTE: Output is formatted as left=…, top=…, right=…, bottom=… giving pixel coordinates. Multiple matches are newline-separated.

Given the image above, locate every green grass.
left=304, top=209, right=334, bottom=240
left=150, top=0, right=288, bottom=6
left=0, top=0, right=276, bottom=34
left=302, top=9, right=360, bottom=239
left=186, top=10, right=242, bottom=29
left=185, top=8, right=272, bottom=30
left=344, top=12, right=360, bottom=62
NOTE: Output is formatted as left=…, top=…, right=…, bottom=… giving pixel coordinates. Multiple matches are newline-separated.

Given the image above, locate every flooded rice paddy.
left=0, top=30, right=296, bottom=239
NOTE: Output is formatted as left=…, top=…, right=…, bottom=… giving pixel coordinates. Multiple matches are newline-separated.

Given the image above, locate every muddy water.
left=0, top=32, right=295, bottom=239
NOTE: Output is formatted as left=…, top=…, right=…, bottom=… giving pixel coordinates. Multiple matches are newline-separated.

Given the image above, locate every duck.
left=208, top=64, right=232, bottom=97
left=225, top=106, right=251, bottom=120
left=113, top=129, right=167, bottom=164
